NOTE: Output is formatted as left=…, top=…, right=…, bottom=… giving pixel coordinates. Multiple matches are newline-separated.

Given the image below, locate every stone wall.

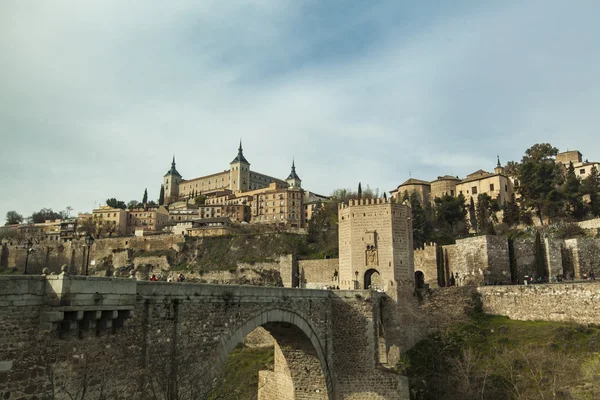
left=414, top=244, right=438, bottom=288
left=513, top=238, right=535, bottom=281
left=298, top=258, right=339, bottom=289
left=577, top=218, right=600, bottom=230
left=0, top=275, right=409, bottom=399
left=0, top=234, right=185, bottom=275
left=444, top=236, right=507, bottom=285
left=564, top=238, right=600, bottom=279
left=478, top=283, right=600, bottom=324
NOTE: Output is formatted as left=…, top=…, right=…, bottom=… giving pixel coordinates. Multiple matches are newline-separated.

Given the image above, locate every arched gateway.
left=218, top=308, right=333, bottom=399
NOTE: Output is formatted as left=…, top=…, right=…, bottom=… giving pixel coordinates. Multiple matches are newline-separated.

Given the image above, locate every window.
left=472, top=187, right=478, bottom=194
left=459, top=191, right=463, bottom=195
left=505, top=185, right=508, bottom=191
left=580, top=169, right=586, bottom=175
left=450, top=190, right=455, bottom=196
left=489, top=184, right=495, bottom=192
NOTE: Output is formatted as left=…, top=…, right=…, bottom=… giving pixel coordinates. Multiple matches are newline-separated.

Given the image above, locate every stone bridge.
left=0, top=273, right=409, bottom=400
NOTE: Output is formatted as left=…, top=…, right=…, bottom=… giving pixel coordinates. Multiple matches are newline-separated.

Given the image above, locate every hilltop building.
left=163, top=143, right=306, bottom=227
left=557, top=150, right=599, bottom=179
left=163, top=142, right=289, bottom=204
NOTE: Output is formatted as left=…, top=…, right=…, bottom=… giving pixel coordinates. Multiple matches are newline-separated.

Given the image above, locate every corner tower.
left=286, top=160, right=302, bottom=188
left=229, top=141, right=250, bottom=192
left=163, top=156, right=182, bottom=204
left=338, top=198, right=414, bottom=299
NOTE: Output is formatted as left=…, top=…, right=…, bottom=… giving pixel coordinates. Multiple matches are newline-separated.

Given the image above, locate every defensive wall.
left=478, top=282, right=600, bottom=324
left=0, top=273, right=409, bottom=400
left=414, top=235, right=600, bottom=288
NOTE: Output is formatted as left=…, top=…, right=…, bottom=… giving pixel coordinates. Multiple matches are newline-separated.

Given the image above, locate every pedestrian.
left=150, top=274, right=157, bottom=282
left=167, top=276, right=173, bottom=283
left=178, top=273, right=185, bottom=283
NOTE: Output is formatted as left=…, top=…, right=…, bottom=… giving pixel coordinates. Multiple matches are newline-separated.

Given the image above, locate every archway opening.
left=415, top=270, right=425, bottom=289
left=210, top=310, right=332, bottom=400
left=364, top=268, right=382, bottom=290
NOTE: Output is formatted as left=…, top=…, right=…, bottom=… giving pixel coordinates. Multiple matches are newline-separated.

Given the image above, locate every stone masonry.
left=338, top=199, right=413, bottom=298
left=0, top=274, right=409, bottom=400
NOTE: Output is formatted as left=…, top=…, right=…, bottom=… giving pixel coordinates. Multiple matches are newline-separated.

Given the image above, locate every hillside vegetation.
left=404, top=313, right=600, bottom=399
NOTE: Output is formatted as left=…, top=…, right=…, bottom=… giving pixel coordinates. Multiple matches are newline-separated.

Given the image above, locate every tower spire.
left=497, top=155, right=501, bottom=167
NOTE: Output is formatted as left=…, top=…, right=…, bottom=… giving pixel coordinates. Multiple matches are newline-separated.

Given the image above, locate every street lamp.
left=85, top=235, right=95, bottom=275
left=24, top=239, right=34, bottom=275
left=354, top=270, right=359, bottom=290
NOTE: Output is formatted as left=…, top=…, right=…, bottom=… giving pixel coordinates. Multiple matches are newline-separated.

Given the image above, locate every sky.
left=2, top=0, right=600, bottom=221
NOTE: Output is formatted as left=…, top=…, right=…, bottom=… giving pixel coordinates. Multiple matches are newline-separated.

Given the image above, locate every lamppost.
left=354, top=270, right=359, bottom=290
left=85, top=234, right=95, bottom=275
left=24, top=239, right=34, bottom=275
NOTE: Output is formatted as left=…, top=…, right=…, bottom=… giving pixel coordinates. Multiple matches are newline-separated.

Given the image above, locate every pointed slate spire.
left=497, top=155, right=501, bottom=167
left=231, top=140, right=249, bottom=164
left=287, top=158, right=300, bottom=180
left=164, top=155, right=181, bottom=177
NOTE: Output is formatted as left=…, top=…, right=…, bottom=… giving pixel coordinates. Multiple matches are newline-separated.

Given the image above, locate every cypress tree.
left=158, top=185, right=165, bottom=205
left=142, top=188, right=148, bottom=204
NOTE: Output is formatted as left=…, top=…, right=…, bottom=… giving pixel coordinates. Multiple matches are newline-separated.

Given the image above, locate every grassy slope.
left=405, top=314, right=600, bottom=399
left=208, top=344, right=274, bottom=400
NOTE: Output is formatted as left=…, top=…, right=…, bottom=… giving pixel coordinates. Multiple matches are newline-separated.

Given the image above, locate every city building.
left=92, top=206, right=128, bottom=236
left=303, top=191, right=330, bottom=221
left=455, top=158, right=514, bottom=206
left=556, top=150, right=599, bottom=180
left=127, top=205, right=169, bottom=234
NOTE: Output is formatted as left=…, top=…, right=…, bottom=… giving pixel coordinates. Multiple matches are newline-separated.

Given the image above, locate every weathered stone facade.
left=298, top=259, right=339, bottom=289
left=413, top=244, right=438, bottom=288
left=0, top=275, right=409, bottom=399
left=443, top=235, right=510, bottom=286
left=338, top=199, right=414, bottom=298
left=478, top=282, right=600, bottom=324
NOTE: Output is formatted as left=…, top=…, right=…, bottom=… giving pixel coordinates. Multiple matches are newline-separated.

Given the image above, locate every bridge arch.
left=217, top=307, right=333, bottom=399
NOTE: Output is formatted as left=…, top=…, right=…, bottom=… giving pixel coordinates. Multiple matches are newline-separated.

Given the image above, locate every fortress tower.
left=338, top=198, right=414, bottom=298
left=163, top=156, right=182, bottom=204
left=286, top=160, right=302, bottom=188
left=229, top=141, right=250, bottom=192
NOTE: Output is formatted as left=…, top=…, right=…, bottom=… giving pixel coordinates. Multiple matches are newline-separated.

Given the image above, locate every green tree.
left=358, top=182, right=362, bottom=199
left=409, top=191, right=432, bottom=249
left=468, top=197, right=477, bottom=232
left=5, top=211, right=23, bottom=225
left=534, top=231, right=547, bottom=279
left=433, top=194, right=468, bottom=240
left=502, top=193, right=521, bottom=227
left=142, top=188, right=148, bottom=204
left=561, top=162, right=586, bottom=220
left=106, top=198, right=127, bottom=209
left=159, top=184, right=165, bottom=205
left=127, top=200, right=139, bottom=209
left=582, top=165, right=600, bottom=217
left=475, top=193, right=499, bottom=234
left=194, top=195, right=207, bottom=206
left=306, top=200, right=339, bottom=258
left=28, top=208, right=63, bottom=223
left=516, top=143, right=564, bottom=225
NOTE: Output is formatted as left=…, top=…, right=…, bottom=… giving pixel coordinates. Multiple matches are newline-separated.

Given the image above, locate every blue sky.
left=1, top=0, right=600, bottom=220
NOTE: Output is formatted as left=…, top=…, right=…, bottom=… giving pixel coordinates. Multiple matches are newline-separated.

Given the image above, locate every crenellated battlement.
left=338, top=197, right=395, bottom=209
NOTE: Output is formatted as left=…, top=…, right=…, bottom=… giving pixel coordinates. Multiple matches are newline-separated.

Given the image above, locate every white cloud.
left=1, top=0, right=599, bottom=219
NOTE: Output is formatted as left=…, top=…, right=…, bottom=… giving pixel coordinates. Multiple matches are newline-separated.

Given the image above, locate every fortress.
left=2, top=199, right=600, bottom=399
left=163, top=141, right=296, bottom=203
